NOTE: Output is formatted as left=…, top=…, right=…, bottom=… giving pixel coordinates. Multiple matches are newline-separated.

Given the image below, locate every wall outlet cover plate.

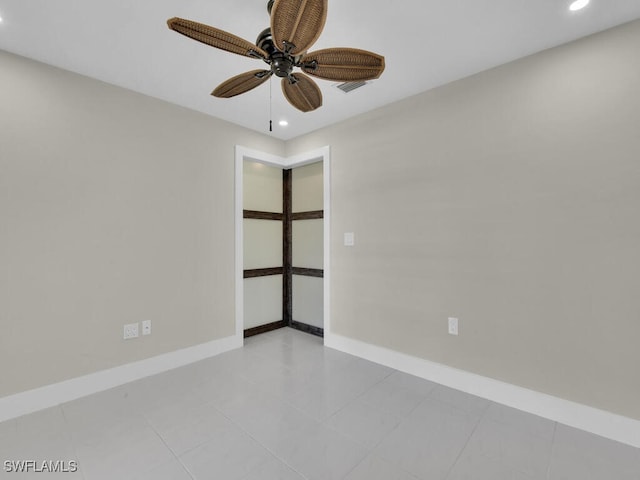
left=448, top=317, right=459, bottom=336
left=124, top=323, right=139, bottom=340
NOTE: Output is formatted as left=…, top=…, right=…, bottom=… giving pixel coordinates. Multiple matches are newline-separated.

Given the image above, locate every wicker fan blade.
left=270, top=0, right=327, bottom=55
left=212, top=70, right=272, bottom=98
left=301, top=48, right=385, bottom=82
left=281, top=73, right=322, bottom=112
left=168, top=17, right=267, bottom=59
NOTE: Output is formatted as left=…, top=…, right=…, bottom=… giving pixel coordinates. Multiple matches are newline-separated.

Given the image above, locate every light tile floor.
left=1, top=328, right=639, bottom=479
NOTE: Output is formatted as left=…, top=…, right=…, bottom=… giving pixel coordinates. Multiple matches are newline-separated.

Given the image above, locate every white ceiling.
left=1, top=1, right=639, bottom=140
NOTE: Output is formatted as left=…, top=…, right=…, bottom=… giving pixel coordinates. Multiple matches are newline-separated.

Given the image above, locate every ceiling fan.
left=167, top=0, right=385, bottom=113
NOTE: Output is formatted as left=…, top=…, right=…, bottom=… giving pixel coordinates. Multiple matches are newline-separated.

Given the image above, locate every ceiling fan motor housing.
left=271, top=53, right=295, bottom=77
left=257, top=28, right=295, bottom=78
left=256, top=28, right=277, bottom=56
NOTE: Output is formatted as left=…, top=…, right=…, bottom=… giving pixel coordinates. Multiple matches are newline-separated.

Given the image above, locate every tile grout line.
left=545, top=421, right=559, bottom=480
left=441, top=401, right=493, bottom=480
left=323, top=375, right=411, bottom=457
left=58, top=404, right=89, bottom=480
left=154, top=439, right=196, bottom=479
left=197, top=387, right=312, bottom=480
left=323, top=366, right=395, bottom=422
left=141, top=407, right=196, bottom=480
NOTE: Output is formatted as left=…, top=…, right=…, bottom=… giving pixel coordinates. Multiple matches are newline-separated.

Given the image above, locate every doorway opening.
left=234, top=146, right=331, bottom=343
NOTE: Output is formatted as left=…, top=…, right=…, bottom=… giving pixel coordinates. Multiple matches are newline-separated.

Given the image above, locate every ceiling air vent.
left=335, top=81, right=368, bottom=93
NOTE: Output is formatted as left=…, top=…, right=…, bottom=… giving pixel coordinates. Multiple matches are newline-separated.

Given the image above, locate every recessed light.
left=569, top=0, right=589, bottom=11
left=279, top=120, right=289, bottom=127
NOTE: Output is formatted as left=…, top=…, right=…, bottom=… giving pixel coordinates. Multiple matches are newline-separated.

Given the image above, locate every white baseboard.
left=0, top=334, right=242, bottom=423
left=325, top=333, right=640, bottom=448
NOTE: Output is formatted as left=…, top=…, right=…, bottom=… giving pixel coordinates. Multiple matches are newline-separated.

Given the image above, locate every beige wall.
left=0, top=50, right=284, bottom=397
left=287, top=20, right=640, bottom=420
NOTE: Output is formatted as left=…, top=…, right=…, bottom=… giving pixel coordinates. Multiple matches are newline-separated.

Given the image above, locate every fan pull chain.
left=269, top=77, right=273, bottom=132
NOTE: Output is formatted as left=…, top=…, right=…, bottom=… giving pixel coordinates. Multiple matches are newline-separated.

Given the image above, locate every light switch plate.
left=344, top=232, right=355, bottom=246
left=448, top=317, right=459, bottom=336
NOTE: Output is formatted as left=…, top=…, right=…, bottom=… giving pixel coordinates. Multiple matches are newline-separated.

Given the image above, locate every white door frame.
left=234, top=145, right=331, bottom=344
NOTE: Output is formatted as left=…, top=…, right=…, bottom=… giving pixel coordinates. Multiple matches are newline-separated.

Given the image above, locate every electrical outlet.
left=124, top=323, right=139, bottom=340
left=448, top=317, right=459, bottom=336
left=142, top=320, right=151, bottom=336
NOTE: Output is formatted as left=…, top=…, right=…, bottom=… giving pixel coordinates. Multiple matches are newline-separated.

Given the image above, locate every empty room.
left=1, top=1, right=639, bottom=479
